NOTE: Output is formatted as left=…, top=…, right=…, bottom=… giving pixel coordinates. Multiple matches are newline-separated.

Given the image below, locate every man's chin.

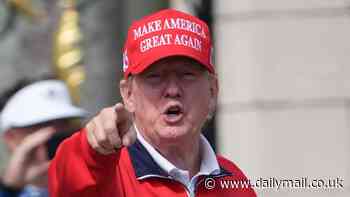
left=157, top=126, right=191, bottom=141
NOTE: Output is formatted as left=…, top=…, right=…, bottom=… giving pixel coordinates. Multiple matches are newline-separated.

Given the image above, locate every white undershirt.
left=134, top=125, right=220, bottom=195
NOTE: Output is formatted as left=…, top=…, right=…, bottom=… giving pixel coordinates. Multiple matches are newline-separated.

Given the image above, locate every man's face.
left=121, top=57, right=218, bottom=146
left=3, top=119, right=73, bottom=152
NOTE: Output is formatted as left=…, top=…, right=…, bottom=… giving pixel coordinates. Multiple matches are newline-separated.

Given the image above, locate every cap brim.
left=2, top=104, right=88, bottom=131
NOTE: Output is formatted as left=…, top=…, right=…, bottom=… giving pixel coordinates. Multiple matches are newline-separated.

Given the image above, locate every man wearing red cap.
left=48, top=9, right=256, bottom=197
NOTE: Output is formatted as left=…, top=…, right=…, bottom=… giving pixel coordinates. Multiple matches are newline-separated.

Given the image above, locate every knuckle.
left=103, top=121, right=117, bottom=135
left=100, top=107, right=110, bottom=114
left=97, top=140, right=109, bottom=149
left=101, top=107, right=113, bottom=117
left=96, top=133, right=108, bottom=144
left=93, top=126, right=104, bottom=137
left=111, top=135, right=122, bottom=145
left=110, top=137, right=122, bottom=148
left=91, top=142, right=99, bottom=150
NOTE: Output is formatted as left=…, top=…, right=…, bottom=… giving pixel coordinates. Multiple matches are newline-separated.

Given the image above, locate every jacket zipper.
left=138, top=172, right=232, bottom=197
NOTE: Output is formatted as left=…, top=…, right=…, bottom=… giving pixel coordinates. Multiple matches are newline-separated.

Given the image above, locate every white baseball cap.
left=0, top=80, right=88, bottom=133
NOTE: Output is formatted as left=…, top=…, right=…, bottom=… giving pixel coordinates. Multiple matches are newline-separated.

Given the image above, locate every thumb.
left=122, top=128, right=136, bottom=147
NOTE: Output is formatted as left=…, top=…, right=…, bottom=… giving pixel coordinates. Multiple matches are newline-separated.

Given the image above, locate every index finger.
left=114, top=103, right=132, bottom=135
left=114, top=103, right=130, bottom=122
left=19, top=127, right=55, bottom=151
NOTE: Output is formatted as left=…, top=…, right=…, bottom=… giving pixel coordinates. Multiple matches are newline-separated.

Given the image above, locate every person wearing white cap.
left=0, top=79, right=87, bottom=197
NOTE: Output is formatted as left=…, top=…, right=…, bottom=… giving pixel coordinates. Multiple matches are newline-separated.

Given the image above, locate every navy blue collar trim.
left=127, top=139, right=169, bottom=178
left=127, top=139, right=232, bottom=180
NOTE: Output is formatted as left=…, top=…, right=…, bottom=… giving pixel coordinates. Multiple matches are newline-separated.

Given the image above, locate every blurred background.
left=0, top=0, right=349, bottom=196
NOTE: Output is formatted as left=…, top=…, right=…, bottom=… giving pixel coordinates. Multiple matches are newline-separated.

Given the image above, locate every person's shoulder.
left=216, top=155, right=257, bottom=196
left=216, top=154, right=249, bottom=180
left=52, top=129, right=85, bottom=160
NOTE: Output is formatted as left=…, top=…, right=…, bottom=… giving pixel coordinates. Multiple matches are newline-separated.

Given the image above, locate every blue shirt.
left=0, top=185, right=48, bottom=197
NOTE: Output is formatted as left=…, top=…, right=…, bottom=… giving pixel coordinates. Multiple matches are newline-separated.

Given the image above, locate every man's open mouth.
left=163, top=104, right=184, bottom=123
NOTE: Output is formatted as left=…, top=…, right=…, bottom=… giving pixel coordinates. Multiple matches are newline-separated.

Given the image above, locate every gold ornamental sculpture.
left=53, top=0, right=85, bottom=104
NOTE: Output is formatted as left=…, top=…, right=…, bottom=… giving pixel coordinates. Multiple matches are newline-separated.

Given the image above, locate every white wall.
left=215, top=0, right=350, bottom=196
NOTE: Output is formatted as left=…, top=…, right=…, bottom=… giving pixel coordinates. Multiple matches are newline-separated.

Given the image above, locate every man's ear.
left=208, top=75, right=218, bottom=114
left=120, top=78, right=135, bottom=113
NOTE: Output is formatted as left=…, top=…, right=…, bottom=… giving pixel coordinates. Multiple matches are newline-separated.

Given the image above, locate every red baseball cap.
left=122, top=9, right=215, bottom=78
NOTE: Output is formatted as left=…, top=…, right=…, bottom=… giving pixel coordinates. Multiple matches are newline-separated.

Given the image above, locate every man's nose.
left=164, top=76, right=182, bottom=98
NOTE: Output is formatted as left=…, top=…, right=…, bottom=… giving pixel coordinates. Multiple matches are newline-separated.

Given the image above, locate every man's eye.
left=182, top=72, right=196, bottom=79
left=184, top=72, right=194, bottom=76
left=146, top=74, right=161, bottom=80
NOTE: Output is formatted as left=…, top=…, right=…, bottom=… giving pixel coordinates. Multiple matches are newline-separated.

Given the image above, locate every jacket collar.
left=128, top=139, right=169, bottom=179
left=127, top=137, right=232, bottom=180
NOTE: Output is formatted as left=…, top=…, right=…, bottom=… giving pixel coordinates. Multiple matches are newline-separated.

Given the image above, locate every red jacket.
left=49, top=129, right=256, bottom=197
